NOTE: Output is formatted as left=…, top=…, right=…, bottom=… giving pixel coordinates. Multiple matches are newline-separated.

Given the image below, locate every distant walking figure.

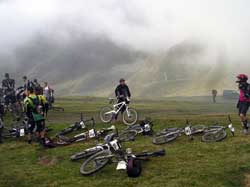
left=212, top=89, right=218, bottom=103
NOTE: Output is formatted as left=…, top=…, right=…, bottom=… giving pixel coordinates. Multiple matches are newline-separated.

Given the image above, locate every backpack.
left=28, top=96, right=40, bottom=111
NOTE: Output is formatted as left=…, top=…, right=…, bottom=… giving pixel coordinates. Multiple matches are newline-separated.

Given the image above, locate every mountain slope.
left=1, top=34, right=248, bottom=97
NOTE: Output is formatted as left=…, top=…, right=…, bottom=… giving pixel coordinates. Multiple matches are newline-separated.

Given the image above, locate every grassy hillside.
left=0, top=97, right=250, bottom=187
left=2, top=36, right=248, bottom=97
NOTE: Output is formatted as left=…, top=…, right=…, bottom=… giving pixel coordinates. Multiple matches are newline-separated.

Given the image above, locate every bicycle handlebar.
left=134, top=149, right=166, bottom=158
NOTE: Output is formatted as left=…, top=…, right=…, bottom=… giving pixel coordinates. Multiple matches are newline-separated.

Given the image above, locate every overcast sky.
left=0, top=0, right=250, bottom=59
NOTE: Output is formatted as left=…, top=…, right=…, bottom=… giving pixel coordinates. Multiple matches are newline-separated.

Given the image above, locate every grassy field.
left=1, top=96, right=250, bottom=187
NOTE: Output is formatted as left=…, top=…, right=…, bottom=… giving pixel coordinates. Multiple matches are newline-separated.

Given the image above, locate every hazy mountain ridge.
left=0, top=34, right=247, bottom=97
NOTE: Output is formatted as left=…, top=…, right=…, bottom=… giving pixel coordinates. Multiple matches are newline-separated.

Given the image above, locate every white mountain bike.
left=100, top=97, right=138, bottom=126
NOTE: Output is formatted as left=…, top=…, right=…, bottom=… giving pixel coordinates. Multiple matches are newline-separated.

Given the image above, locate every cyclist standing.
left=2, top=73, right=16, bottom=107
left=236, top=74, right=250, bottom=134
left=24, top=87, right=46, bottom=145
left=43, top=82, right=54, bottom=108
left=212, top=89, right=218, bottom=103
left=23, top=76, right=34, bottom=95
left=33, top=79, right=43, bottom=95
left=115, top=78, right=131, bottom=120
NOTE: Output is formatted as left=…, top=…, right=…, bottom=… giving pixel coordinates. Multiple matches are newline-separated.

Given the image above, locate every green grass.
left=0, top=97, right=250, bottom=187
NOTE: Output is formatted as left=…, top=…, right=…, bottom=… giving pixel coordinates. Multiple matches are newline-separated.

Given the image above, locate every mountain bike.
left=53, top=113, right=118, bottom=146
left=0, top=117, right=52, bottom=141
left=100, top=97, right=138, bottom=126
left=152, top=123, right=202, bottom=145
left=153, top=115, right=235, bottom=145
left=124, top=119, right=154, bottom=135
left=55, top=114, right=98, bottom=145
left=201, top=116, right=235, bottom=142
left=70, top=130, right=137, bottom=161
left=80, top=141, right=165, bottom=176
left=0, top=117, right=28, bottom=140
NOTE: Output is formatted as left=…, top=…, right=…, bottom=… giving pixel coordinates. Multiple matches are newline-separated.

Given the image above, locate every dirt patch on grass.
left=38, top=156, right=58, bottom=166
left=245, top=174, right=250, bottom=187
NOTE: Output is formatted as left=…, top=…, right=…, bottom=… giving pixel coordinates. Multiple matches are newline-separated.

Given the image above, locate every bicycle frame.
left=106, top=101, right=129, bottom=114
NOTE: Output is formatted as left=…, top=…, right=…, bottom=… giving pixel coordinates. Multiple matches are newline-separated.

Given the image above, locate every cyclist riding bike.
left=2, top=73, right=16, bottom=107
left=24, top=87, right=46, bottom=146
left=236, top=74, right=250, bottom=134
left=114, top=78, right=131, bottom=120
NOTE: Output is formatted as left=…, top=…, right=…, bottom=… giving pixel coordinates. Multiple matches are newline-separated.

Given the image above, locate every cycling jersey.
left=239, top=83, right=250, bottom=102
left=38, top=95, right=47, bottom=106
left=24, top=94, right=44, bottom=122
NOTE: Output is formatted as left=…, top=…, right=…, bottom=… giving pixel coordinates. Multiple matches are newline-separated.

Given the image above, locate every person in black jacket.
left=2, top=73, right=16, bottom=105
left=114, top=78, right=131, bottom=120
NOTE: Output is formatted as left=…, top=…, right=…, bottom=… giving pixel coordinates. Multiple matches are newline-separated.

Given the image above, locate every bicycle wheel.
left=1, top=127, right=13, bottom=138
left=118, top=130, right=137, bottom=142
left=153, top=132, right=179, bottom=145
left=123, top=108, right=138, bottom=126
left=100, top=106, right=114, bottom=123
left=80, top=150, right=111, bottom=175
left=71, top=148, right=102, bottom=161
left=202, top=129, right=227, bottom=142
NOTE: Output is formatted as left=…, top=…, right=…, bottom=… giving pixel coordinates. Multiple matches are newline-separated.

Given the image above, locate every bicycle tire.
left=71, top=148, right=103, bottom=161
left=1, top=127, right=16, bottom=138
left=202, top=129, right=227, bottom=142
left=153, top=132, right=179, bottom=145
left=123, top=108, right=138, bottom=126
left=80, top=150, right=111, bottom=175
left=118, top=130, right=137, bottom=142
left=100, top=106, right=114, bottom=123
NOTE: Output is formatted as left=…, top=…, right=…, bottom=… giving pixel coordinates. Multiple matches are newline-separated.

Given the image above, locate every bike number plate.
left=184, top=127, right=192, bottom=136
left=144, top=124, right=151, bottom=132
left=116, top=161, right=127, bottom=170
left=20, top=129, right=25, bottom=137
left=110, top=140, right=120, bottom=151
left=80, top=121, right=85, bottom=129
left=88, top=129, right=96, bottom=138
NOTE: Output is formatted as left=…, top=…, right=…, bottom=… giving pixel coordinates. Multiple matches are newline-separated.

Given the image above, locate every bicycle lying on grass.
left=153, top=115, right=235, bottom=145
left=0, top=117, right=53, bottom=142
left=49, top=113, right=117, bottom=146
left=80, top=136, right=166, bottom=177
left=70, top=119, right=154, bottom=161
left=100, top=97, right=138, bottom=126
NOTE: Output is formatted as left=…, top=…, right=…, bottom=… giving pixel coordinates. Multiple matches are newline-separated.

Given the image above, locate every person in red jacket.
left=236, top=74, right=250, bottom=134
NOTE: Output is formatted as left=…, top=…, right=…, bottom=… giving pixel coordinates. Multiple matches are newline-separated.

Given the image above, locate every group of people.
left=0, top=73, right=54, bottom=145
left=1, top=73, right=249, bottom=145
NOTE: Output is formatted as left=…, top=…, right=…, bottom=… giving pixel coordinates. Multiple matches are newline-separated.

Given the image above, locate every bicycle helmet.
left=127, top=158, right=142, bottom=178
left=236, top=74, right=248, bottom=83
